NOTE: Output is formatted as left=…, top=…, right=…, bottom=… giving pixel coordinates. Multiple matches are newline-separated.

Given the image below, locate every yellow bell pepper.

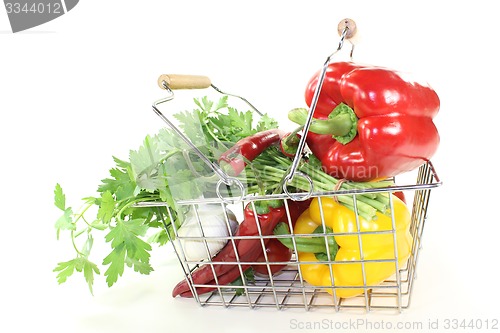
left=293, top=195, right=412, bottom=299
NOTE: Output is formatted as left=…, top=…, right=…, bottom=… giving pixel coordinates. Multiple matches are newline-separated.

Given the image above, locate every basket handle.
left=282, top=18, right=357, bottom=201
left=157, top=74, right=211, bottom=90
left=152, top=74, right=245, bottom=204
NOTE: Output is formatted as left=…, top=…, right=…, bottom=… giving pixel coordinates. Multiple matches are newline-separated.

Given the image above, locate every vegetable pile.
left=54, top=61, right=439, bottom=299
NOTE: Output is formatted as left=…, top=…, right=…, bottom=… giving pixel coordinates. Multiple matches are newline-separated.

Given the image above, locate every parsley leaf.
left=174, top=110, right=206, bottom=147
left=227, top=107, right=254, bottom=137
left=55, top=208, right=74, bottom=230
left=98, top=157, right=136, bottom=201
left=102, top=219, right=152, bottom=287
left=97, top=191, right=115, bottom=224
left=130, top=135, right=165, bottom=193
left=257, top=114, right=279, bottom=132
left=102, top=244, right=126, bottom=287
left=53, top=95, right=279, bottom=292
left=229, top=267, right=255, bottom=296
left=54, top=183, right=66, bottom=211
left=53, top=257, right=100, bottom=295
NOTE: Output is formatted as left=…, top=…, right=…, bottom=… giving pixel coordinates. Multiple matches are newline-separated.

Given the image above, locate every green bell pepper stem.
left=273, top=222, right=338, bottom=255
left=288, top=103, right=358, bottom=144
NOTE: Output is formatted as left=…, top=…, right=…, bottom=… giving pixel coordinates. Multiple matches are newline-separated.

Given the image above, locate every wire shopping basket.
left=142, top=19, right=442, bottom=313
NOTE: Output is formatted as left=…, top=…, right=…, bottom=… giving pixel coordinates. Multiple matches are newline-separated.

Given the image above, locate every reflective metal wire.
left=156, top=162, right=440, bottom=313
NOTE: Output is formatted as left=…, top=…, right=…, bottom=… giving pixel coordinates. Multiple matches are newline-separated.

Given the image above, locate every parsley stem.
left=73, top=202, right=95, bottom=227
left=241, top=153, right=391, bottom=219
left=115, top=197, right=164, bottom=222
left=207, top=119, right=231, bottom=144
left=70, top=230, right=86, bottom=256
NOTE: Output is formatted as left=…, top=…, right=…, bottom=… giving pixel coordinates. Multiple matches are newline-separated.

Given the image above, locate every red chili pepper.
left=289, top=62, right=440, bottom=182
left=172, top=200, right=285, bottom=298
left=218, top=129, right=284, bottom=176
left=253, top=239, right=291, bottom=276
left=279, top=132, right=302, bottom=158
left=252, top=199, right=311, bottom=276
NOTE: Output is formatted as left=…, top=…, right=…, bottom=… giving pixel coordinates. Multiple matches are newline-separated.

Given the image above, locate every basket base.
left=189, top=264, right=415, bottom=313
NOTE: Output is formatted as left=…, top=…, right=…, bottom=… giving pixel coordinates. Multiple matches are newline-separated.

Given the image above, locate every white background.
left=1, top=1, right=499, bottom=332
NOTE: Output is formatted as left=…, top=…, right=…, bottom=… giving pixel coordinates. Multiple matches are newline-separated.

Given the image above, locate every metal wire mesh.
left=162, top=161, right=440, bottom=313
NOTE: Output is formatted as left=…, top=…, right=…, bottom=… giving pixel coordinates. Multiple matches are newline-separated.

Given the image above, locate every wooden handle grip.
left=338, top=18, right=357, bottom=40
left=157, top=74, right=212, bottom=90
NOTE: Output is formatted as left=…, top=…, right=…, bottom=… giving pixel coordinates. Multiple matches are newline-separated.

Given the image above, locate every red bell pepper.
left=172, top=200, right=285, bottom=298
left=288, top=61, right=440, bottom=181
